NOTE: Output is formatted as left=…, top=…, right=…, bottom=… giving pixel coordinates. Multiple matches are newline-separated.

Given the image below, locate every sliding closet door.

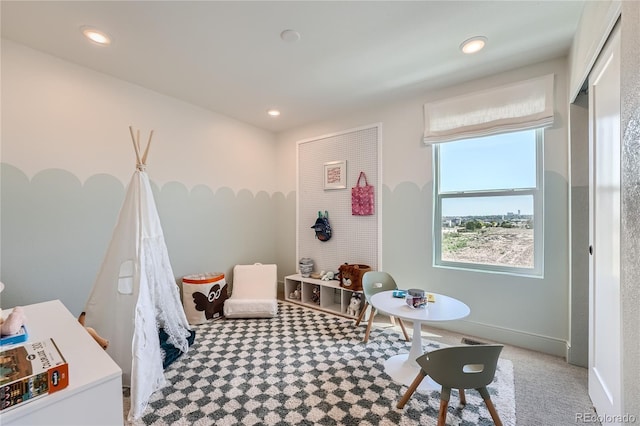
left=588, top=25, right=621, bottom=421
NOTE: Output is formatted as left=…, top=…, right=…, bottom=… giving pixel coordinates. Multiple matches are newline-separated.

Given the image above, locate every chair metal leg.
left=396, top=317, right=411, bottom=341
left=396, top=370, right=426, bottom=409
left=364, top=307, right=376, bottom=343
left=355, top=301, right=369, bottom=326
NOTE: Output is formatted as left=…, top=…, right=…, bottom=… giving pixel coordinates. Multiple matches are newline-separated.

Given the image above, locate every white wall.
left=1, top=40, right=276, bottom=192
left=1, top=40, right=279, bottom=315
left=568, top=0, right=621, bottom=101
left=277, top=58, right=571, bottom=356
left=1, top=36, right=588, bottom=359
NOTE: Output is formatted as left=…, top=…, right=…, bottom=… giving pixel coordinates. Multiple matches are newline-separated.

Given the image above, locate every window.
left=118, top=260, right=135, bottom=294
left=433, top=129, right=543, bottom=275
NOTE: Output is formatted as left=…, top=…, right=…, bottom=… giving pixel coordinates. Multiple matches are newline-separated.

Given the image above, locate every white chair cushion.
left=230, top=263, right=277, bottom=299
left=223, top=263, right=278, bottom=318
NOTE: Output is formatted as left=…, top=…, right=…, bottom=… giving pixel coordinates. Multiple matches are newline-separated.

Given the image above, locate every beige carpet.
left=370, top=314, right=596, bottom=425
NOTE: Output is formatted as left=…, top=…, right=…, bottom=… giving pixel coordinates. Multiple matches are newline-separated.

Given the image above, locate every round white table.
left=370, top=290, right=470, bottom=390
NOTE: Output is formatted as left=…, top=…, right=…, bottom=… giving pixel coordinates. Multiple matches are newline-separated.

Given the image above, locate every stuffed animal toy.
left=338, top=263, right=371, bottom=291
left=289, top=283, right=301, bottom=300
left=311, top=286, right=321, bottom=304
left=321, top=271, right=335, bottom=281
left=0, top=306, right=25, bottom=336
left=346, top=293, right=362, bottom=316
left=342, top=276, right=352, bottom=289
left=78, top=312, right=109, bottom=350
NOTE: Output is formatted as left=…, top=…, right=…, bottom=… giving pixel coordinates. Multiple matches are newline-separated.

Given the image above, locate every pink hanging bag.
left=351, top=171, right=374, bottom=216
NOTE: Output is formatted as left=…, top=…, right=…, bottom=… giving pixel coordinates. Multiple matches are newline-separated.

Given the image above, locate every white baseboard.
left=274, top=286, right=570, bottom=358
left=430, top=319, right=569, bottom=358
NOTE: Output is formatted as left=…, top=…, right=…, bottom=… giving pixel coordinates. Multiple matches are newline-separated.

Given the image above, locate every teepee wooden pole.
left=129, top=126, right=155, bottom=168
left=141, top=130, right=153, bottom=165
left=129, top=126, right=142, bottom=166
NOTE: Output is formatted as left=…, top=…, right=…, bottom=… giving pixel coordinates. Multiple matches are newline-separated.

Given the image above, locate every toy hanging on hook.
left=311, top=210, right=332, bottom=241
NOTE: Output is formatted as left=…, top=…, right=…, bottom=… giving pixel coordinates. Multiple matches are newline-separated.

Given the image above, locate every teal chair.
left=397, top=344, right=504, bottom=426
left=355, top=271, right=410, bottom=343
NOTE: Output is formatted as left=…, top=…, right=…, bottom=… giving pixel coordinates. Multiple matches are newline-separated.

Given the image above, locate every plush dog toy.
left=346, top=294, right=362, bottom=316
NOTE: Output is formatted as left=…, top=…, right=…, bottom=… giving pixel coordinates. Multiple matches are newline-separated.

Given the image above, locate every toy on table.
left=392, top=290, right=407, bottom=298
left=0, top=282, right=29, bottom=345
left=1, top=306, right=26, bottom=336
left=0, top=306, right=29, bottom=345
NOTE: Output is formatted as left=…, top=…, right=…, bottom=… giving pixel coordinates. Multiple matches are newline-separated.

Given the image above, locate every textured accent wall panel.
left=298, top=126, right=379, bottom=274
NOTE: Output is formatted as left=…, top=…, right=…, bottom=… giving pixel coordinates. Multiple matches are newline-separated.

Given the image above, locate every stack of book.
left=1, top=338, right=69, bottom=411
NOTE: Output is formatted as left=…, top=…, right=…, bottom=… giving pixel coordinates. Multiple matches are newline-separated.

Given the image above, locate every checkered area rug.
left=125, top=303, right=515, bottom=425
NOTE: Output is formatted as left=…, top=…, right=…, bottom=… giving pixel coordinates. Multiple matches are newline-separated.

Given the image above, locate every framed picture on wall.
left=324, top=160, right=347, bottom=190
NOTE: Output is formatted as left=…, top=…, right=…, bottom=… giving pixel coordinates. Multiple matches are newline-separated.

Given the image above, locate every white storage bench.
left=284, top=274, right=363, bottom=318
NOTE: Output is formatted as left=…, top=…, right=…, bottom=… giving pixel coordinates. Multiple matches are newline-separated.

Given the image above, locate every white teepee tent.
left=84, top=127, right=192, bottom=420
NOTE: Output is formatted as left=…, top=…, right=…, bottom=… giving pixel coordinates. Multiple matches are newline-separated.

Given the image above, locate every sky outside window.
left=439, top=130, right=537, bottom=216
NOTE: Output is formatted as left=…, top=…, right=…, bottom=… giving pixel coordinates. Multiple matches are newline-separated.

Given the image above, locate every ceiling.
left=1, top=1, right=585, bottom=133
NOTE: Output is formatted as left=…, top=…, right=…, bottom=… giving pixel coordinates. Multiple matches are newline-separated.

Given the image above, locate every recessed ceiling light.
left=460, top=36, right=487, bottom=54
left=280, top=29, right=301, bottom=43
left=267, top=109, right=281, bottom=117
left=81, top=26, right=111, bottom=45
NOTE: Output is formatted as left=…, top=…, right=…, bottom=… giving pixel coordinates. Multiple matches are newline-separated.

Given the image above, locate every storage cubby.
left=284, top=274, right=363, bottom=318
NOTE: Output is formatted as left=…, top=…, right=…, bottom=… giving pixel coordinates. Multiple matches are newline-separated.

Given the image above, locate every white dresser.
left=1, top=300, right=123, bottom=425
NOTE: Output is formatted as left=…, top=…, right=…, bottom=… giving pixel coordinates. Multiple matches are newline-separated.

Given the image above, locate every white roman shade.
left=423, top=74, right=555, bottom=144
